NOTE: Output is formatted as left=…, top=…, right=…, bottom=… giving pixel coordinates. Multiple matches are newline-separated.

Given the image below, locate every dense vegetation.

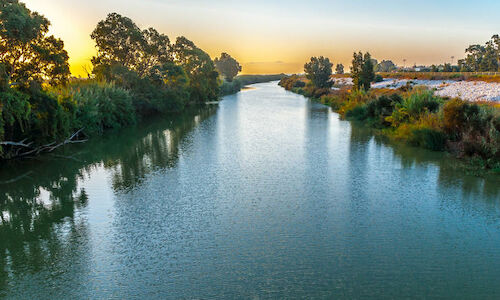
left=280, top=53, right=500, bottom=173
left=335, top=64, right=344, bottom=75
left=304, top=56, right=333, bottom=89
left=214, top=53, right=241, bottom=82
left=219, top=74, right=286, bottom=96
left=459, top=35, right=499, bottom=72
left=351, top=52, right=375, bottom=91
left=0, top=0, right=280, bottom=160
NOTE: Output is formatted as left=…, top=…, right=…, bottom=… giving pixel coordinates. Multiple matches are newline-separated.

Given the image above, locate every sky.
left=23, top=0, right=500, bottom=76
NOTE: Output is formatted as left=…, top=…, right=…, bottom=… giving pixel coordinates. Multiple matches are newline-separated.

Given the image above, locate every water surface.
left=1, top=82, right=499, bottom=298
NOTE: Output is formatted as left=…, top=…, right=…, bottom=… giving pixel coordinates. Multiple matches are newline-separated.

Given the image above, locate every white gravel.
left=332, top=78, right=500, bottom=102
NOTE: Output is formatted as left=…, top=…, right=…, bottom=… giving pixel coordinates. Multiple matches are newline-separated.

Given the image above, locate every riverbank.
left=0, top=75, right=283, bottom=161
left=219, top=74, right=286, bottom=96
left=279, top=76, right=500, bottom=175
left=2, top=81, right=499, bottom=299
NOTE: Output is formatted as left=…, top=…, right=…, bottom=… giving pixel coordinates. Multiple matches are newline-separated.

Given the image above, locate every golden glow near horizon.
left=23, top=0, right=500, bottom=77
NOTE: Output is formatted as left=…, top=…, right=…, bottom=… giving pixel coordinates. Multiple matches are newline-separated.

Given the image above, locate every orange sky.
left=23, top=0, right=500, bottom=77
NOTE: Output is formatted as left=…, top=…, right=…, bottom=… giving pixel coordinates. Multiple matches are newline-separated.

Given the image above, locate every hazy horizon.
left=23, top=0, right=500, bottom=76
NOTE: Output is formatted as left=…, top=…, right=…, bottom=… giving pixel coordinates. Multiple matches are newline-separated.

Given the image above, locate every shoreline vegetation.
left=279, top=56, right=500, bottom=175
left=0, top=1, right=283, bottom=160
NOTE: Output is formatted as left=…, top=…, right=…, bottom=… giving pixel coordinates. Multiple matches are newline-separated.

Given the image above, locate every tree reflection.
left=371, top=133, right=500, bottom=200
left=0, top=105, right=216, bottom=293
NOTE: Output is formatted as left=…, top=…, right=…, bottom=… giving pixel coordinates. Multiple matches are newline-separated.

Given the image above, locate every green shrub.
left=220, top=80, right=242, bottom=96
left=294, top=80, right=306, bottom=88
left=51, top=81, right=136, bottom=135
left=366, top=94, right=402, bottom=118
left=402, top=89, right=441, bottom=118
left=374, top=74, right=384, bottom=83
left=345, top=104, right=368, bottom=121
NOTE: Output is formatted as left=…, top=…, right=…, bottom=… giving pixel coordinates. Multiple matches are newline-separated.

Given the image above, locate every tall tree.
left=351, top=52, right=375, bottom=91
left=173, top=36, right=219, bottom=103
left=461, top=35, right=500, bottom=72
left=335, top=63, right=344, bottom=75
left=0, top=0, right=70, bottom=87
left=214, top=53, right=241, bottom=82
left=304, top=56, right=333, bottom=89
left=375, top=60, right=397, bottom=72
left=91, top=13, right=172, bottom=78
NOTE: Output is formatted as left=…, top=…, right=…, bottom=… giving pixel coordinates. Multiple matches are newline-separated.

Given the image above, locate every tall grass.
left=49, top=80, right=136, bottom=135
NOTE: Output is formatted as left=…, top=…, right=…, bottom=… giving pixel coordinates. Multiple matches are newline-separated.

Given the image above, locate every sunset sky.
left=23, top=0, right=500, bottom=76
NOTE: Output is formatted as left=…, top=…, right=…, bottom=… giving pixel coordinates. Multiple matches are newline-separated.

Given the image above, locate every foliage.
left=49, top=81, right=136, bottom=135
left=281, top=79, right=500, bottom=169
left=0, top=3, right=227, bottom=160
left=344, top=104, right=368, bottom=121
left=0, top=0, right=70, bottom=87
left=279, top=75, right=304, bottom=90
left=366, top=94, right=402, bottom=125
left=351, top=52, right=375, bottom=91
left=400, top=89, right=441, bottom=118
left=219, top=80, right=242, bottom=96
left=374, top=74, right=384, bottom=82
left=335, top=64, right=344, bottom=75
left=214, top=53, right=241, bottom=82
left=458, top=35, right=499, bottom=72
left=375, top=60, right=397, bottom=72
left=304, top=56, right=333, bottom=89
left=173, top=36, right=219, bottom=104
left=91, top=13, right=171, bottom=77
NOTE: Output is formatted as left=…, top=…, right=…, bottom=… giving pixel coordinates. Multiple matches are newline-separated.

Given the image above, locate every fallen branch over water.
left=0, top=129, right=88, bottom=159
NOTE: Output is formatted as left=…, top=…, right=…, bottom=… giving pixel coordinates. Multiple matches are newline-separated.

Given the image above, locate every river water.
left=0, top=82, right=499, bottom=298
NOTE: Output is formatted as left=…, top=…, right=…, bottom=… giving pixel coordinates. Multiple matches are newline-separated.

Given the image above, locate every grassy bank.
left=219, top=74, right=286, bottom=96
left=279, top=76, right=500, bottom=175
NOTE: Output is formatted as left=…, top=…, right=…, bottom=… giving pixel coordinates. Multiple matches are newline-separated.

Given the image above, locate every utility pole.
left=451, top=56, right=455, bottom=65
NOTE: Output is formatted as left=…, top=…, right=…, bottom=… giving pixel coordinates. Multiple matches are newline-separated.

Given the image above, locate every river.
left=1, top=82, right=499, bottom=298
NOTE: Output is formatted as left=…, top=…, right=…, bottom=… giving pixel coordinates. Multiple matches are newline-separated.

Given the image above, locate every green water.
left=0, top=82, right=499, bottom=299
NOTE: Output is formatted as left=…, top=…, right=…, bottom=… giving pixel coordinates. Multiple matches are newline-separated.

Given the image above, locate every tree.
left=375, top=60, right=397, bottom=72
left=335, top=64, right=344, bottom=75
left=91, top=13, right=172, bottom=78
left=461, top=35, right=500, bottom=72
left=304, top=56, right=333, bottom=89
left=443, top=63, right=453, bottom=72
left=173, top=36, right=219, bottom=103
left=351, top=52, right=375, bottom=91
left=214, top=53, right=241, bottom=82
left=0, top=0, right=70, bottom=87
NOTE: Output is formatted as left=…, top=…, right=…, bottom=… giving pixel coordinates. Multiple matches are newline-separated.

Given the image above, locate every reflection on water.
left=0, top=106, right=216, bottom=296
left=0, top=82, right=499, bottom=298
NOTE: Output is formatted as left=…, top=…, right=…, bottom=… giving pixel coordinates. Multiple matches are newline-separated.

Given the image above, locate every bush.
left=279, top=75, right=303, bottom=90
left=401, top=89, right=441, bottom=118
left=312, top=88, right=330, bottom=98
left=220, top=79, right=242, bottom=96
left=50, top=81, right=136, bottom=135
left=374, top=74, right=384, bottom=83
left=366, top=94, right=402, bottom=118
left=344, top=104, right=368, bottom=121
left=294, top=80, right=306, bottom=88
